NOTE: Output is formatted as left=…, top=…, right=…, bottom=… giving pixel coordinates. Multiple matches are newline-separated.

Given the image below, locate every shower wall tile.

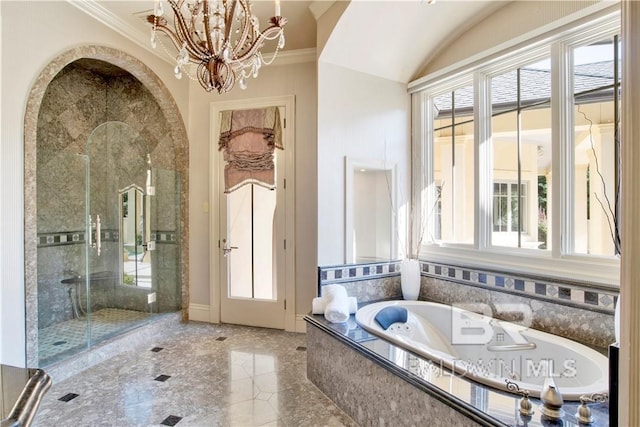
left=35, top=60, right=183, bottom=356
left=156, top=266, right=181, bottom=313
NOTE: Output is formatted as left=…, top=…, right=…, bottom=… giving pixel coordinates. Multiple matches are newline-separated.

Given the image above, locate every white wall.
left=0, top=0, right=189, bottom=366
left=317, top=62, right=410, bottom=266
left=416, top=1, right=603, bottom=79
left=186, top=59, right=318, bottom=315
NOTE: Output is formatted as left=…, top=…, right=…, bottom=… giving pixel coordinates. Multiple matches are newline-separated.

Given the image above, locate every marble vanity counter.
left=1, top=365, right=51, bottom=426
left=305, top=313, right=610, bottom=427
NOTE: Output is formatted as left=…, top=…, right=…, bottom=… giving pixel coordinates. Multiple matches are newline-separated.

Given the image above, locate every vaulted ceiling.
left=71, top=0, right=507, bottom=84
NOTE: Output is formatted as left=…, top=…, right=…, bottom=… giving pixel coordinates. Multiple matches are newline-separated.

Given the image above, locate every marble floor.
left=32, top=321, right=358, bottom=427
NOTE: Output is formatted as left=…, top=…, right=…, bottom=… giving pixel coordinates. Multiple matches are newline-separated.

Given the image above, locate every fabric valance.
left=218, top=107, right=283, bottom=193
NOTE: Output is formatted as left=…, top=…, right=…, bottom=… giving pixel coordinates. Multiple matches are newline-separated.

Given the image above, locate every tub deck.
left=305, top=311, right=610, bottom=427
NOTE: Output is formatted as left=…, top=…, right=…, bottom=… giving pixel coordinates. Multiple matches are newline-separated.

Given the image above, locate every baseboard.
left=190, top=303, right=306, bottom=332
left=189, top=303, right=211, bottom=322
left=296, top=314, right=307, bottom=333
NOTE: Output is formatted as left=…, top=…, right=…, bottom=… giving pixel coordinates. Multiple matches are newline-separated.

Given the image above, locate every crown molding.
left=66, top=0, right=169, bottom=63
left=269, top=48, right=317, bottom=65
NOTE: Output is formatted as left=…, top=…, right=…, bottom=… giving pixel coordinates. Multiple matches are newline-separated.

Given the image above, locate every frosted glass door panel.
left=227, top=184, right=276, bottom=300
left=253, top=185, right=276, bottom=300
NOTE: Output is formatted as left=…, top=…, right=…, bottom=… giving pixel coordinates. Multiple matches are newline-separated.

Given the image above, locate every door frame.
left=209, top=95, right=296, bottom=331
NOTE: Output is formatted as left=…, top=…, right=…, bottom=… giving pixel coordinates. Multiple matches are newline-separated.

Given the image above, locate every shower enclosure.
left=36, top=121, right=181, bottom=367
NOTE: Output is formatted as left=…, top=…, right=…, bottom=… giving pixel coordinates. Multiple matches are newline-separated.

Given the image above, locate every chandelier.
left=148, top=0, right=287, bottom=93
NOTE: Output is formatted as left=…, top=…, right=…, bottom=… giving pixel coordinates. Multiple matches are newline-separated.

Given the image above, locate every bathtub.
left=355, top=300, right=609, bottom=401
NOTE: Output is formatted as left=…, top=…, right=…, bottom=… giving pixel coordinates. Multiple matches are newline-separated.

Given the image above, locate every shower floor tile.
left=39, top=308, right=152, bottom=366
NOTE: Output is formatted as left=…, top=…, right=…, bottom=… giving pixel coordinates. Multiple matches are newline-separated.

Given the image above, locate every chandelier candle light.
left=148, top=0, right=287, bottom=93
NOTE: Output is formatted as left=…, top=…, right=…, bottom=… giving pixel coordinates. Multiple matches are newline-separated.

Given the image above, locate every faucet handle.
left=505, top=380, right=534, bottom=417
left=575, top=393, right=608, bottom=425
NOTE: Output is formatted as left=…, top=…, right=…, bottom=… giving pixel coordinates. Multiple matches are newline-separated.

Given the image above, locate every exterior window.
left=414, top=13, right=620, bottom=283
left=493, top=182, right=528, bottom=235
left=431, top=85, right=474, bottom=244
left=490, top=58, right=551, bottom=250
left=572, top=35, right=621, bottom=256
left=434, top=184, right=442, bottom=241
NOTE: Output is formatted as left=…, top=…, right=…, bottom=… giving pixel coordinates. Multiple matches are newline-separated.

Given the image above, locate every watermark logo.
left=526, top=358, right=577, bottom=379
left=451, top=303, right=533, bottom=345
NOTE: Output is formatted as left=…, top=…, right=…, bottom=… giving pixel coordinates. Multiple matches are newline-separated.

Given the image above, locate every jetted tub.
left=355, top=300, right=609, bottom=400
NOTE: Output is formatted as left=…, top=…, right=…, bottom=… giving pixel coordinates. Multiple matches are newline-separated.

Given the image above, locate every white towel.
left=322, top=284, right=350, bottom=323
left=312, top=296, right=358, bottom=314
left=325, top=297, right=350, bottom=323
left=322, top=284, right=348, bottom=300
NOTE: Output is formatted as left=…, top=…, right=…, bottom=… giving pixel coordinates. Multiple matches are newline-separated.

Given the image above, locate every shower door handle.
left=95, top=214, right=101, bottom=256
left=89, top=214, right=101, bottom=256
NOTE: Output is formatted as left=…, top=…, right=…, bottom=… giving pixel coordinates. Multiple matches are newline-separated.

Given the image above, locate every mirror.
left=345, top=158, right=397, bottom=263
left=119, top=184, right=152, bottom=287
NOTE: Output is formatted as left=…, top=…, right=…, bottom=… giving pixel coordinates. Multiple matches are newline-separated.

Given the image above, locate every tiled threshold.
left=43, top=311, right=181, bottom=383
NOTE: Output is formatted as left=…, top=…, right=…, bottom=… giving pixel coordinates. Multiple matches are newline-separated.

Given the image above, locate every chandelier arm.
left=229, top=0, right=253, bottom=60
left=167, top=0, right=208, bottom=60
left=202, top=0, right=217, bottom=57
left=223, top=0, right=237, bottom=44
left=228, top=22, right=284, bottom=65
left=149, top=17, right=183, bottom=55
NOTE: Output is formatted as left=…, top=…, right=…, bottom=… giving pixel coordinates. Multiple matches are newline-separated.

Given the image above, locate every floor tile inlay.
left=160, top=414, right=183, bottom=426
left=33, top=322, right=357, bottom=427
left=58, top=393, right=79, bottom=402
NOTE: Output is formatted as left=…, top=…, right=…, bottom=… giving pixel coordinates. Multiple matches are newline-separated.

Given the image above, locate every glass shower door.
left=85, top=121, right=155, bottom=346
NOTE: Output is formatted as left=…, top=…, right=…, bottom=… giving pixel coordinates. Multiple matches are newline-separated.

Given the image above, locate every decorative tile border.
left=317, top=259, right=618, bottom=314
left=37, top=229, right=178, bottom=248
left=420, top=260, right=618, bottom=313
left=318, top=261, right=400, bottom=286
left=154, top=231, right=179, bottom=244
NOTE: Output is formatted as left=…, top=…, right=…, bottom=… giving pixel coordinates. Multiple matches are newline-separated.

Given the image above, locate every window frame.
left=411, top=10, right=621, bottom=287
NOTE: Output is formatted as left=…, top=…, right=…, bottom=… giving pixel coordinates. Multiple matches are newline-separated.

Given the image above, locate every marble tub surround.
left=33, top=321, right=356, bottom=427
left=318, top=261, right=402, bottom=303
left=420, top=272, right=615, bottom=354
left=305, top=313, right=610, bottom=427
left=319, top=260, right=616, bottom=349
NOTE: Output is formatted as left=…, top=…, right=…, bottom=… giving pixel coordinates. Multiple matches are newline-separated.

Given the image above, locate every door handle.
left=95, top=214, right=101, bottom=256
left=88, top=215, right=101, bottom=256
left=221, top=239, right=238, bottom=256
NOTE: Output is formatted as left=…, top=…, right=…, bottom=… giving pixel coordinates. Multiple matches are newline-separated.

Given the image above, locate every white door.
left=219, top=106, right=287, bottom=329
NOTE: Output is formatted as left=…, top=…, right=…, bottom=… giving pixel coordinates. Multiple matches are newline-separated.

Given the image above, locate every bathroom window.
left=490, top=57, right=550, bottom=250
left=492, top=182, right=528, bottom=234
left=430, top=84, right=474, bottom=245
left=433, top=184, right=442, bottom=241
left=413, top=11, right=620, bottom=284
left=571, top=35, right=621, bottom=256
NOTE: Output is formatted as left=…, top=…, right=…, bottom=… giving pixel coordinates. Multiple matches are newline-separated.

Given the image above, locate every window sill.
left=420, top=244, right=619, bottom=289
